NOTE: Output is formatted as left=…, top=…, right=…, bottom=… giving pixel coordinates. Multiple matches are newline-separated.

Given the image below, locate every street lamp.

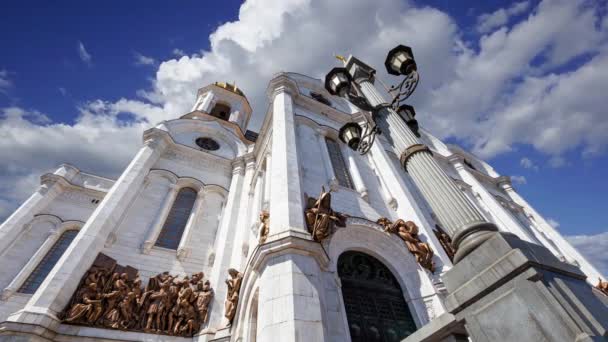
left=384, top=44, right=417, bottom=76
left=324, top=45, right=498, bottom=262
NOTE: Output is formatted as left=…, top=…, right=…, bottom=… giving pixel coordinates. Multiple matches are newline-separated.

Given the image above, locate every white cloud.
left=0, top=70, right=12, bottom=94
left=567, top=231, right=608, bottom=277
left=520, top=157, right=538, bottom=171
left=547, top=218, right=560, bottom=229
left=78, top=41, right=92, bottom=66
left=134, top=52, right=156, bottom=66
left=172, top=49, right=186, bottom=57
left=477, top=1, right=531, bottom=33
left=2, top=0, right=608, bottom=222
left=511, top=175, right=527, bottom=184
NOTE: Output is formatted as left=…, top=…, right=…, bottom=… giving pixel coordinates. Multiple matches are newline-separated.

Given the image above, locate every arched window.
left=18, top=229, right=79, bottom=294
left=210, top=103, right=231, bottom=120
left=155, top=187, right=197, bottom=250
left=325, top=137, right=354, bottom=189
left=338, top=251, right=417, bottom=342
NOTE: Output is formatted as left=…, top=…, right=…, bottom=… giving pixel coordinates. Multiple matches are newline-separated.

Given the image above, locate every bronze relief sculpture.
left=377, top=218, right=435, bottom=273
left=224, top=268, right=243, bottom=325
left=433, top=224, right=455, bottom=261
left=597, top=278, right=608, bottom=296
left=259, top=210, right=270, bottom=244
left=305, top=186, right=347, bottom=242
left=62, top=253, right=213, bottom=337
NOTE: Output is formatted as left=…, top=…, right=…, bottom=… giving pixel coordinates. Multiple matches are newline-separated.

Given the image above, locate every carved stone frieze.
left=304, top=187, right=347, bottom=242
left=62, top=253, right=213, bottom=337
left=161, top=149, right=231, bottom=174
left=377, top=218, right=435, bottom=273
left=224, top=268, right=243, bottom=325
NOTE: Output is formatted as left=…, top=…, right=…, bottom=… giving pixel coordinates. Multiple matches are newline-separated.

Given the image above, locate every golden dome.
left=213, top=81, right=246, bottom=98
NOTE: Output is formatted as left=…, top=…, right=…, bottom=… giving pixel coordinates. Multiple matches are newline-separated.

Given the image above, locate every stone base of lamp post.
left=404, top=232, right=608, bottom=341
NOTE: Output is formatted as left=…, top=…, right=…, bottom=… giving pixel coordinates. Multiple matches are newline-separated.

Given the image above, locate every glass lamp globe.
left=385, top=45, right=417, bottom=76
left=339, top=122, right=363, bottom=151
left=324, top=67, right=352, bottom=96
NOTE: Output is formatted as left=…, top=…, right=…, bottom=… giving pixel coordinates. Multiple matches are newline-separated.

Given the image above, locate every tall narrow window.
left=155, top=187, right=197, bottom=250
left=325, top=137, right=354, bottom=189
left=19, top=230, right=78, bottom=294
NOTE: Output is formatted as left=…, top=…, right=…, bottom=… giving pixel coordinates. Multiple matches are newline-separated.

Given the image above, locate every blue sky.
left=1, top=0, right=607, bottom=274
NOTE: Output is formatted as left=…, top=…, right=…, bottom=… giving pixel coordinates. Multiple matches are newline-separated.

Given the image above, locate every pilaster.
left=7, top=131, right=170, bottom=330
left=206, top=158, right=246, bottom=328
left=496, top=177, right=604, bottom=281
left=268, top=86, right=306, bottom=237
left=342, top=144, right=368, bottom=201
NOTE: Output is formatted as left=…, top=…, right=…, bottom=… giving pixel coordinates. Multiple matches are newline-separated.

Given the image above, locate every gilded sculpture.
left=62, top=253, right=213, bottom=337
left=597, top=278, right=608, bottom=296
left=259, top=210, right=270, bottom=244
left=305, top=186, right=347, bottom=242
left=433, top=224, right=455, bottom=261
left=224, top=268, right=243, bottom=325
left=378, top=218, right=435, bottom=273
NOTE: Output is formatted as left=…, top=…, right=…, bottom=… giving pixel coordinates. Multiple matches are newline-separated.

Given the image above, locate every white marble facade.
left=0, top=74, right=602, bottom=342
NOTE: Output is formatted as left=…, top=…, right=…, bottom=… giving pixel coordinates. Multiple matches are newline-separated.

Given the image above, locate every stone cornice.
left=177, top=112, right=255, bottom=145
left=40, top=173, right=108, bottom=197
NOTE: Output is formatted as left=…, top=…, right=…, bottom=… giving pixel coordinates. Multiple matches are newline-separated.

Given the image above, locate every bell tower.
left=187, top=81, right=252, bottom=132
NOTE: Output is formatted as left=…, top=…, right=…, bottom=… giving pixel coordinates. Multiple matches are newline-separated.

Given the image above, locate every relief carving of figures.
left=377, top=218, right=436, bottom=273
left=433, top=224, right=455, bottom=262
left=224, top=268, right=243, bottom=325
left=62, top=253, right=213, bottom=337
left=305, top=186, right=347, bottom=242
left=597, top=278, right=608, bottom=296
left=259, top=210, right=270, bottom=244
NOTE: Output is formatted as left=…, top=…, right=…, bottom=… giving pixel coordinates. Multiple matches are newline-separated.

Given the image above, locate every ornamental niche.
left=61, top=253, right=213, bottom=337
left=304, top=187, right=348, bottom=242
left=377, top=218, right=435, bottom=273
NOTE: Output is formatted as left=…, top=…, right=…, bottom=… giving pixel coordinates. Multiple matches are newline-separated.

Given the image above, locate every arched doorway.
left=338, top=251, right=417, bottom=342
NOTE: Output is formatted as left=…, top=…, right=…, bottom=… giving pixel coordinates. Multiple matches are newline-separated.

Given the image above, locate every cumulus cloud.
left=172, top=49, right=186, bottom=57
left=567, top=231, right=608, bottom=277
left=0, top=70, right=12, bottom=94
left=520, top=157, right=538, bottom=170
left=134, top=52, right=156, bottom=66
left=547, top=218, right=560, bottom=229
left=511, top=175, right=527, bottom=184
left=78, top=41, right=92, bottom=66
left=2, top=0, right=608, bottom=226
left=477, top=1, right=530, bottom=33
left=0, top=102, right=162, bottom=217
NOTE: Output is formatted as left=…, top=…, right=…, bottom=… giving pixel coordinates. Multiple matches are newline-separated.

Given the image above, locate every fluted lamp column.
left=345, top=57, right=497, bottom=262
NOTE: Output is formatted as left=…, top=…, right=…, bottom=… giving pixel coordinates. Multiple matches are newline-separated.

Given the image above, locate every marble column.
left=8, top=131, right=169, bottom=329
left=315, top=128, right=338, bottom=190
left=176, top=189, right=206, bottom=260
left=268, top=86, right=306, bottom=236
left=141, top=183, right=179, bottom=254
left=348, top=58, right=497, bottom=262
left=447, top=155, right=538, bottom=244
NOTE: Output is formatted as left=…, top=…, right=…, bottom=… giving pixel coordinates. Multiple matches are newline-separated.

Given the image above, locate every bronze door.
left=338, top=251, right=417, bottom=342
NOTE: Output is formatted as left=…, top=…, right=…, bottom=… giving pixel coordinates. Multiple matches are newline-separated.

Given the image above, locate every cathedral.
left=0, top=70, right=604, bottom=342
